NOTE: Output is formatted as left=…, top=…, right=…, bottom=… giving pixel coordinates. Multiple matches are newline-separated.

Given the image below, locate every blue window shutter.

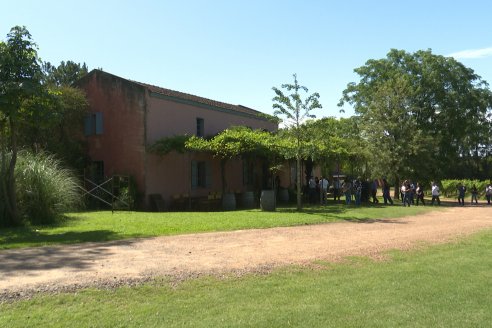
left=84, top=115, right=92, bottom=136
left=95, top=112, right=103, bottom=135
left=191, top=161, right=197, bottom=189
left=205, top=161, right=212, bottom=187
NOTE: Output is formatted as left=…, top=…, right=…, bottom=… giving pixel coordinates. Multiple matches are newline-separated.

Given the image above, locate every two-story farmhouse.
left=77, top=70, right=280, bottom=209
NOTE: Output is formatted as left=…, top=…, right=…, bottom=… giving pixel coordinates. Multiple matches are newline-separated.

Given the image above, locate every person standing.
left=333, top=177, right=341, bottom=202
left=401, top=180, right=411, bottom=207
left=470, top=185, right=478, bottom=205
left=308, top=176, right=316, bottom=204
left=416, top=182, right=425, bottom=206
left=409, top=181, right=415, bottom=205
left=431, top=181, right=441, bottom=205
left=486, top=183, right=492, bottom=205
left=342, top=179, right=352, bottom=205
left=353, top=177, right=362, bottom=206
left=371, top=179, right=379, bottom=204
left=457, top=183, right=466, bottom=206
left=382, top=178, right=393, bottom=205
left=319, top=176, right=329, bottom=205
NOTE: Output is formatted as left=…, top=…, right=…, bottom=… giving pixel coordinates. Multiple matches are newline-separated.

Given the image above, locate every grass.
left=1, top=228, right=491, bottom=327
left=0, top=202, right=440, bottom=250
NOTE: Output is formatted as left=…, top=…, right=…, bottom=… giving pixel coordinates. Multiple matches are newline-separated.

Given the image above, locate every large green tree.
left=340, top=49, right=492, bottom=181
left=272, top=74, right=322, bottom=210
left=0, top=26, right=43, bottom=224
left=42, top=60, right=88, bottom=87
left=302, top=117, right=369, bottom=178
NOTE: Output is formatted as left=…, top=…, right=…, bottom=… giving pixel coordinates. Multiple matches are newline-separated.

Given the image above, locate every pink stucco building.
left=77, top=69, right=281, bottom=209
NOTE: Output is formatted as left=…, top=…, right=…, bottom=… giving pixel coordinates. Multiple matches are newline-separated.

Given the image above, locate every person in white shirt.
left=486, top=183, right=492, bottom=205
left=431, top=181, right=441, bottom=205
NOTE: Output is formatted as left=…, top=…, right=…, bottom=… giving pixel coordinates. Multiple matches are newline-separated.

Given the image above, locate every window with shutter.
left=84, top=112, right=103, bottom=136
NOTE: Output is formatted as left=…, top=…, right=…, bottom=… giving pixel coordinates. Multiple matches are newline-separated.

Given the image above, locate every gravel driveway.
left=1, top=206, right=491, bottom=301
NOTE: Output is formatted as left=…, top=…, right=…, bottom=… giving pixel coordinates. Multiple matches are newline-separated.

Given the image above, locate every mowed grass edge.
left=0, top=204, right=439, bottom=250
left=1, top=228, right=491, bottom=327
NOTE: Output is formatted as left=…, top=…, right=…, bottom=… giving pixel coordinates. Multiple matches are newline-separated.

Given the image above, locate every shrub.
left=15, top=150, right=82, bottom=225
left=441, top=179, right=490, bottom=198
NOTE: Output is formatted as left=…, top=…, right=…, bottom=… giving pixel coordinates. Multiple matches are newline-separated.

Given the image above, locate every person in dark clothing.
left=457, top=183, right=466, bottom=206
left=371, top=179, right=379, bottom=204
left=470, top=185, right=478, bottom=204
left=333, top=177, right=341, bottom=202
left=382, top=178, right=393, bottom=205
left=416, top=182, right=425, bottom=206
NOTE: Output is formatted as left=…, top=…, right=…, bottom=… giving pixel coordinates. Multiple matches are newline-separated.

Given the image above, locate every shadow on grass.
left=342, top=218, right=408, bottom=224
left=275, top=202, right=414, bottom=224
left=0, top=230, right=137, bottom=274
left=0, top=229, right=124, bottom=249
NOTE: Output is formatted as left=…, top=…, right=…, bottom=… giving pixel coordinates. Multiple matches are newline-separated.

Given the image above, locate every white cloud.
left=448, top=47, right=492, bottom=59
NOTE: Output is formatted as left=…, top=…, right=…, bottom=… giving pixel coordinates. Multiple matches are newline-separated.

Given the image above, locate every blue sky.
left=2, top=0, right=492, bottom=118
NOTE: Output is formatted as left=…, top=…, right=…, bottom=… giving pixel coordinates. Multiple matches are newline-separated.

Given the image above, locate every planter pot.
left=260, top=190, right=276, bottom=211
left=222, top=192, right=236, bottom=211
left=241, top=191, right=255, bottom=209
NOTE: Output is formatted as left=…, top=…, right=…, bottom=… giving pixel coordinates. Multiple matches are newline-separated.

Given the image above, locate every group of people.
left=309, top=176, right=382, bottom=206
left=398, top=180, right=441, bottom=206
left=457, top=183, right=492, bottom=206
left=307, top=176, right=492, bottom=207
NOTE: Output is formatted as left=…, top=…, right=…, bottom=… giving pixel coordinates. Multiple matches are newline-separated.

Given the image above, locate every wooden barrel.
left=260, top=190, right=276, bottom=211
left=278, top=188, right=289, bottom=203
left=222, top=192, right=236, bottom=211
left=241, top=191, right=255, bottom=209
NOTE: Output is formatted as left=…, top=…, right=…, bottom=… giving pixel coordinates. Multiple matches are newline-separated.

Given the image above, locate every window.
left=191, top=160, right=211, bottom=188
left=196, top=118, right=204, bottom=137
left=84, top=112, right=103, bottom=136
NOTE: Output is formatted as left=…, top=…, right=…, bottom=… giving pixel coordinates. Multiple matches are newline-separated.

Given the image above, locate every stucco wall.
left=145, top=95, right=277, bottom=143
left=144, top=92, right=276, bottom=205
left=79, top=71, right=147, bottom=192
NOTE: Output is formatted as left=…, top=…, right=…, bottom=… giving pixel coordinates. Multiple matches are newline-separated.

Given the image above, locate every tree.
left=42, top=60, right=88, bottom=87
left=340, top=49, right=492, bottom=182
left=18, top=85, right=89, bottom=170
left=0, top=26, right=42, bottom=224
left=272, top=74, right=322, bottom=210
left=302, top=117, right=370, bottom=178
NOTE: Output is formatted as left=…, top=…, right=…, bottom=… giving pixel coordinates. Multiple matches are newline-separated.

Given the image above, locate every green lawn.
left=0, top=203, right=439, bottom=250
left=1, top=228, right=490, bottom=327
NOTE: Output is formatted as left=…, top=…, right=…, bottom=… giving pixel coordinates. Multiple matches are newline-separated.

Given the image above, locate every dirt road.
left=1, top=206, right=492, bottom=301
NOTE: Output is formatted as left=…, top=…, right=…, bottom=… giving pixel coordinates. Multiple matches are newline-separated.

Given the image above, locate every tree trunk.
left=0, top=122, right=11, bottom=224
left=7, top=118, right=19, bottom=224
left=393, top=176, right=400, bottom=200
left=296, top=155, right=302, bottom=211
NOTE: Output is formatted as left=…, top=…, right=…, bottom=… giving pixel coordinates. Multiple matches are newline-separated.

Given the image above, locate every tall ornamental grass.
left=15, top=150, right=81, bottom=225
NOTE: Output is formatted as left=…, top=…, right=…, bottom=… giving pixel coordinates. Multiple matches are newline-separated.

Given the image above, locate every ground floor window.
left=191, top=160, right=211, bottom=188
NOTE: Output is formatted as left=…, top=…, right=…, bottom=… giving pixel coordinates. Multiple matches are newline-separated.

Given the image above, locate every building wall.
left=79, top=70, right=278, bottom=209
left=78, top=71, right=147, bottom=192
left=145, top=94, right=277, bottom=143
left=144, top=93, right=276, bottom=205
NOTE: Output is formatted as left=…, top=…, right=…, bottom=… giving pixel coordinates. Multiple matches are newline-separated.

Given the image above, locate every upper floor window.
left=84, top=112, right=103, bottom=136
left=196, top=118, right=204, bottom=137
